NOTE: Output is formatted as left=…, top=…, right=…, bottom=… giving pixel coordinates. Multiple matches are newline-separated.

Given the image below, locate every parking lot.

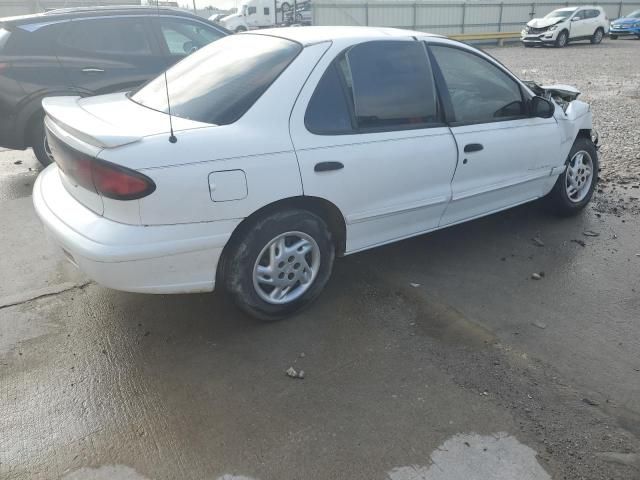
left=1, top=39, right=639, bottom=480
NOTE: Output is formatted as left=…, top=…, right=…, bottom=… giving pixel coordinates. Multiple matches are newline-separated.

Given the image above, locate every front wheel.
left=222, top=209, right=335, bottom=321
left=591, top=28, right=604, bottom=44
left=545, top=137, right=598, bottom=216
left=555, top=30, right=568, bottom=48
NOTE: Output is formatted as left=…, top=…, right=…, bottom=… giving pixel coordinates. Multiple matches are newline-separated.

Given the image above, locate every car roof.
left=0, top=6, right=203, bottom=26
left=247, top=26, right=440, bottom=46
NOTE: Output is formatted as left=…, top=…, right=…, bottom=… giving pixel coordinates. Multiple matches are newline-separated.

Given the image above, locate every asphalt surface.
left=1, top=40, right=639, bottom=480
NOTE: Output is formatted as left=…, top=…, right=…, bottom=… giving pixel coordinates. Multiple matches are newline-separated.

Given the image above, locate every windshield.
left=627, top=9, right=640, bottom=18
left=131, top=34, right=301, bottom=125
left=544, top=8, right=576, bottom=20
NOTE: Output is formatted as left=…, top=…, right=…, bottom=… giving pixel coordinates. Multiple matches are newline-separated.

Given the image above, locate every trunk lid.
left=42, top=93, right=205, bottom=149
left=42, top=93, right=205, bottom=220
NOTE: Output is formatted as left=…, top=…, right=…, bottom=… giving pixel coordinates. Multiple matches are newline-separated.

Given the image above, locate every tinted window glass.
left=131, top=34, right=300, bottom=125
left=305, top=63, right=353, bottom=134
left=158, top=18, right=223, bottom=55
left=5, top=23, right=66, bottom=55
left=431, top=45, right=525, bottom=125
left=59, top=18, right=152, bottom=55
left=346, top=41, right=438, bottom=130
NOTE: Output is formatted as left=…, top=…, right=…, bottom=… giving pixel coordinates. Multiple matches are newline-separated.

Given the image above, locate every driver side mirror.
left=572, top=16, right=581, bottom=21
left=530, top=96, right=555, bottom=118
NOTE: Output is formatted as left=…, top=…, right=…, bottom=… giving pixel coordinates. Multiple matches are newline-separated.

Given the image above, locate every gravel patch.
left=488, top=40, right=640, bottom=215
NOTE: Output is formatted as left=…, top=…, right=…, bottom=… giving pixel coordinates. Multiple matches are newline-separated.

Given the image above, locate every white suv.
left=521, top=6, right=609, bottom=47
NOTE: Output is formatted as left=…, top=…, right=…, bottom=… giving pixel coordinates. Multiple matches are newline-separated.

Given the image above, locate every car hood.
left=612, top=17, right=639, bottom=25
left=527, top=17, right=565, bottom=28
left=42, top=93, right=207, bottom=149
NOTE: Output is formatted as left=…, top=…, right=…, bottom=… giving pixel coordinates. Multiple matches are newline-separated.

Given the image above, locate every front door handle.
left=81, top=68, right=105, bottom=73
left=464, top=143, right=484, bottom=153
left=314, top=161, right=344, bottom=172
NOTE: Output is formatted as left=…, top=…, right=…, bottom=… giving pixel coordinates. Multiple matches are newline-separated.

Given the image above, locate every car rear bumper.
left=0, top=112, right=25, bottom=150
left=33, top=165, right=240, bottom=294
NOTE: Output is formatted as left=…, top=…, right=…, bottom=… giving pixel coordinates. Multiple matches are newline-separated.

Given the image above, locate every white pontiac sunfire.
left=34, top=27, right=598, bottom=320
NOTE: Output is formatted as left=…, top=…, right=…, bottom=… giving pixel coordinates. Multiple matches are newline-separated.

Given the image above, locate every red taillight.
left=91, top=160, right=155, bottom=200
left=48, top=130, right=155, bottom=200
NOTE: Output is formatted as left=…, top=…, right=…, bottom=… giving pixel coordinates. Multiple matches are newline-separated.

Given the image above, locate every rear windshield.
left=130, top=34, right=301, bottom=125
left=545, top=8, right=576, bottom=19
left=0, top=28, right=10, bottom=52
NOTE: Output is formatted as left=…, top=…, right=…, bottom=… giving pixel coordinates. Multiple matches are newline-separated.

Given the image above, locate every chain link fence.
left=312, top=0, right=640, bottom=34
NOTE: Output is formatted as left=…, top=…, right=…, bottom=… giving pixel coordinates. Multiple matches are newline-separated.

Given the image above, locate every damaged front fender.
left=524, top=81, right=595, bottom=157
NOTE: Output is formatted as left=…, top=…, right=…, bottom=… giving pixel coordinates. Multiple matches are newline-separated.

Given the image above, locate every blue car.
left=609, top=9, right=640, bottom=38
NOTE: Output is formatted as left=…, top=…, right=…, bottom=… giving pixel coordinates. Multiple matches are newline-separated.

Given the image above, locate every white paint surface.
left=388, top=432, right=551, bottom=480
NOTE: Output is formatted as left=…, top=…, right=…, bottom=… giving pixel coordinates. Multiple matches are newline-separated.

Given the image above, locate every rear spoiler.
left=42, top=96, right=143, bottom=149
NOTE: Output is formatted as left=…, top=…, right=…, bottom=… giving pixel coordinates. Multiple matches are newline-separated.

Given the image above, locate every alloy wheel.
left=252, top=231, right=321, bottom=305
left=565, top=150, right=594, bottom=203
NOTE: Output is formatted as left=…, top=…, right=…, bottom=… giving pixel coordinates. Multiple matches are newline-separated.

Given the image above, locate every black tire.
left=610, top=34, right=618, bottom=40
left=590, top=27, right=604, bottom=44
left=545, top=137, right=598, bottom=216
left=29, top=113, right=52, bottom=167
left=555, top=30, right=568, bottom=48
left=234, top=26, right=247, bottom=33
left=523, top=43, right=534, bottom=48
left=222, top=209, right=335, bottom=321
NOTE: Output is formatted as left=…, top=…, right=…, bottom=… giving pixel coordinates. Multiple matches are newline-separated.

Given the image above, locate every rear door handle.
left=81, top=68, right=105, bottom=73
left=464, top=143, right=484, bottom=153
left=314, top=161, right=344, bottom=172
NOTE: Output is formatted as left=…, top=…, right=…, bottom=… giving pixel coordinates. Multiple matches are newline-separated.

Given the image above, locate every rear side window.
left=131, top=34, right=301, bottom=125
left=306, top=40, right=439, bottom=134
left=59, top=18, right=152, bottom=55
left=430, top=45, right=525, bottom=125
left=3, top=22, right=66, bottom=55
left=305, top=63, right=353, bottom=134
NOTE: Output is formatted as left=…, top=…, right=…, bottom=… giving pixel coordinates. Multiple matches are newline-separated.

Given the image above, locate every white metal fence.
left=312, top=0, right=640, bottom=34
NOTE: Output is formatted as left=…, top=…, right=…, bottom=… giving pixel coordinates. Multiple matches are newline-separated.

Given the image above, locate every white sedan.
left=33, top=27, right=598, bottom=320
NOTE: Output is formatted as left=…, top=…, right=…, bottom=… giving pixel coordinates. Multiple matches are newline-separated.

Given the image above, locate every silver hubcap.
left=565, top=150, right=594, bottom=203
left=559, top=33, right=567, bottom=46
left=253, top=231, right=321, bottom=305
left=595, top=31, right=602, bottom=42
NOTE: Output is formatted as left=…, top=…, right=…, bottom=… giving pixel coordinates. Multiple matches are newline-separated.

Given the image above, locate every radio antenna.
left=155, top=0, right=177, bottom=143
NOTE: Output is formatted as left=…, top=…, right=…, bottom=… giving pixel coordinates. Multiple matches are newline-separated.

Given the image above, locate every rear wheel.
left=591, top=27, right=604, bottom=44
left=555, top=30, right=568, bottom=48
left=29, top=113, right=53, bottom=167
left=222, top=209, right=335, bottom=321
left=545, top=137, right=598, bottom=216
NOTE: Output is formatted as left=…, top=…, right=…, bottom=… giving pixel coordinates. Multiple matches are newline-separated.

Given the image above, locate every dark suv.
left=0, top=6, right=227, bottom=165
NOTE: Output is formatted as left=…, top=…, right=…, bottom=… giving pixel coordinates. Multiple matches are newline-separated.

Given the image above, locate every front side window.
left=306, top=40, right=439, bottom=134
left=248, top=6, right=257, bottom=14
left=131, top=34, right=301, bottom=125
left=430, top=45, right=525, bottom=125
left=59, top=18, right=152, bottom=55
left=158, top=18, right=223, bottom=55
